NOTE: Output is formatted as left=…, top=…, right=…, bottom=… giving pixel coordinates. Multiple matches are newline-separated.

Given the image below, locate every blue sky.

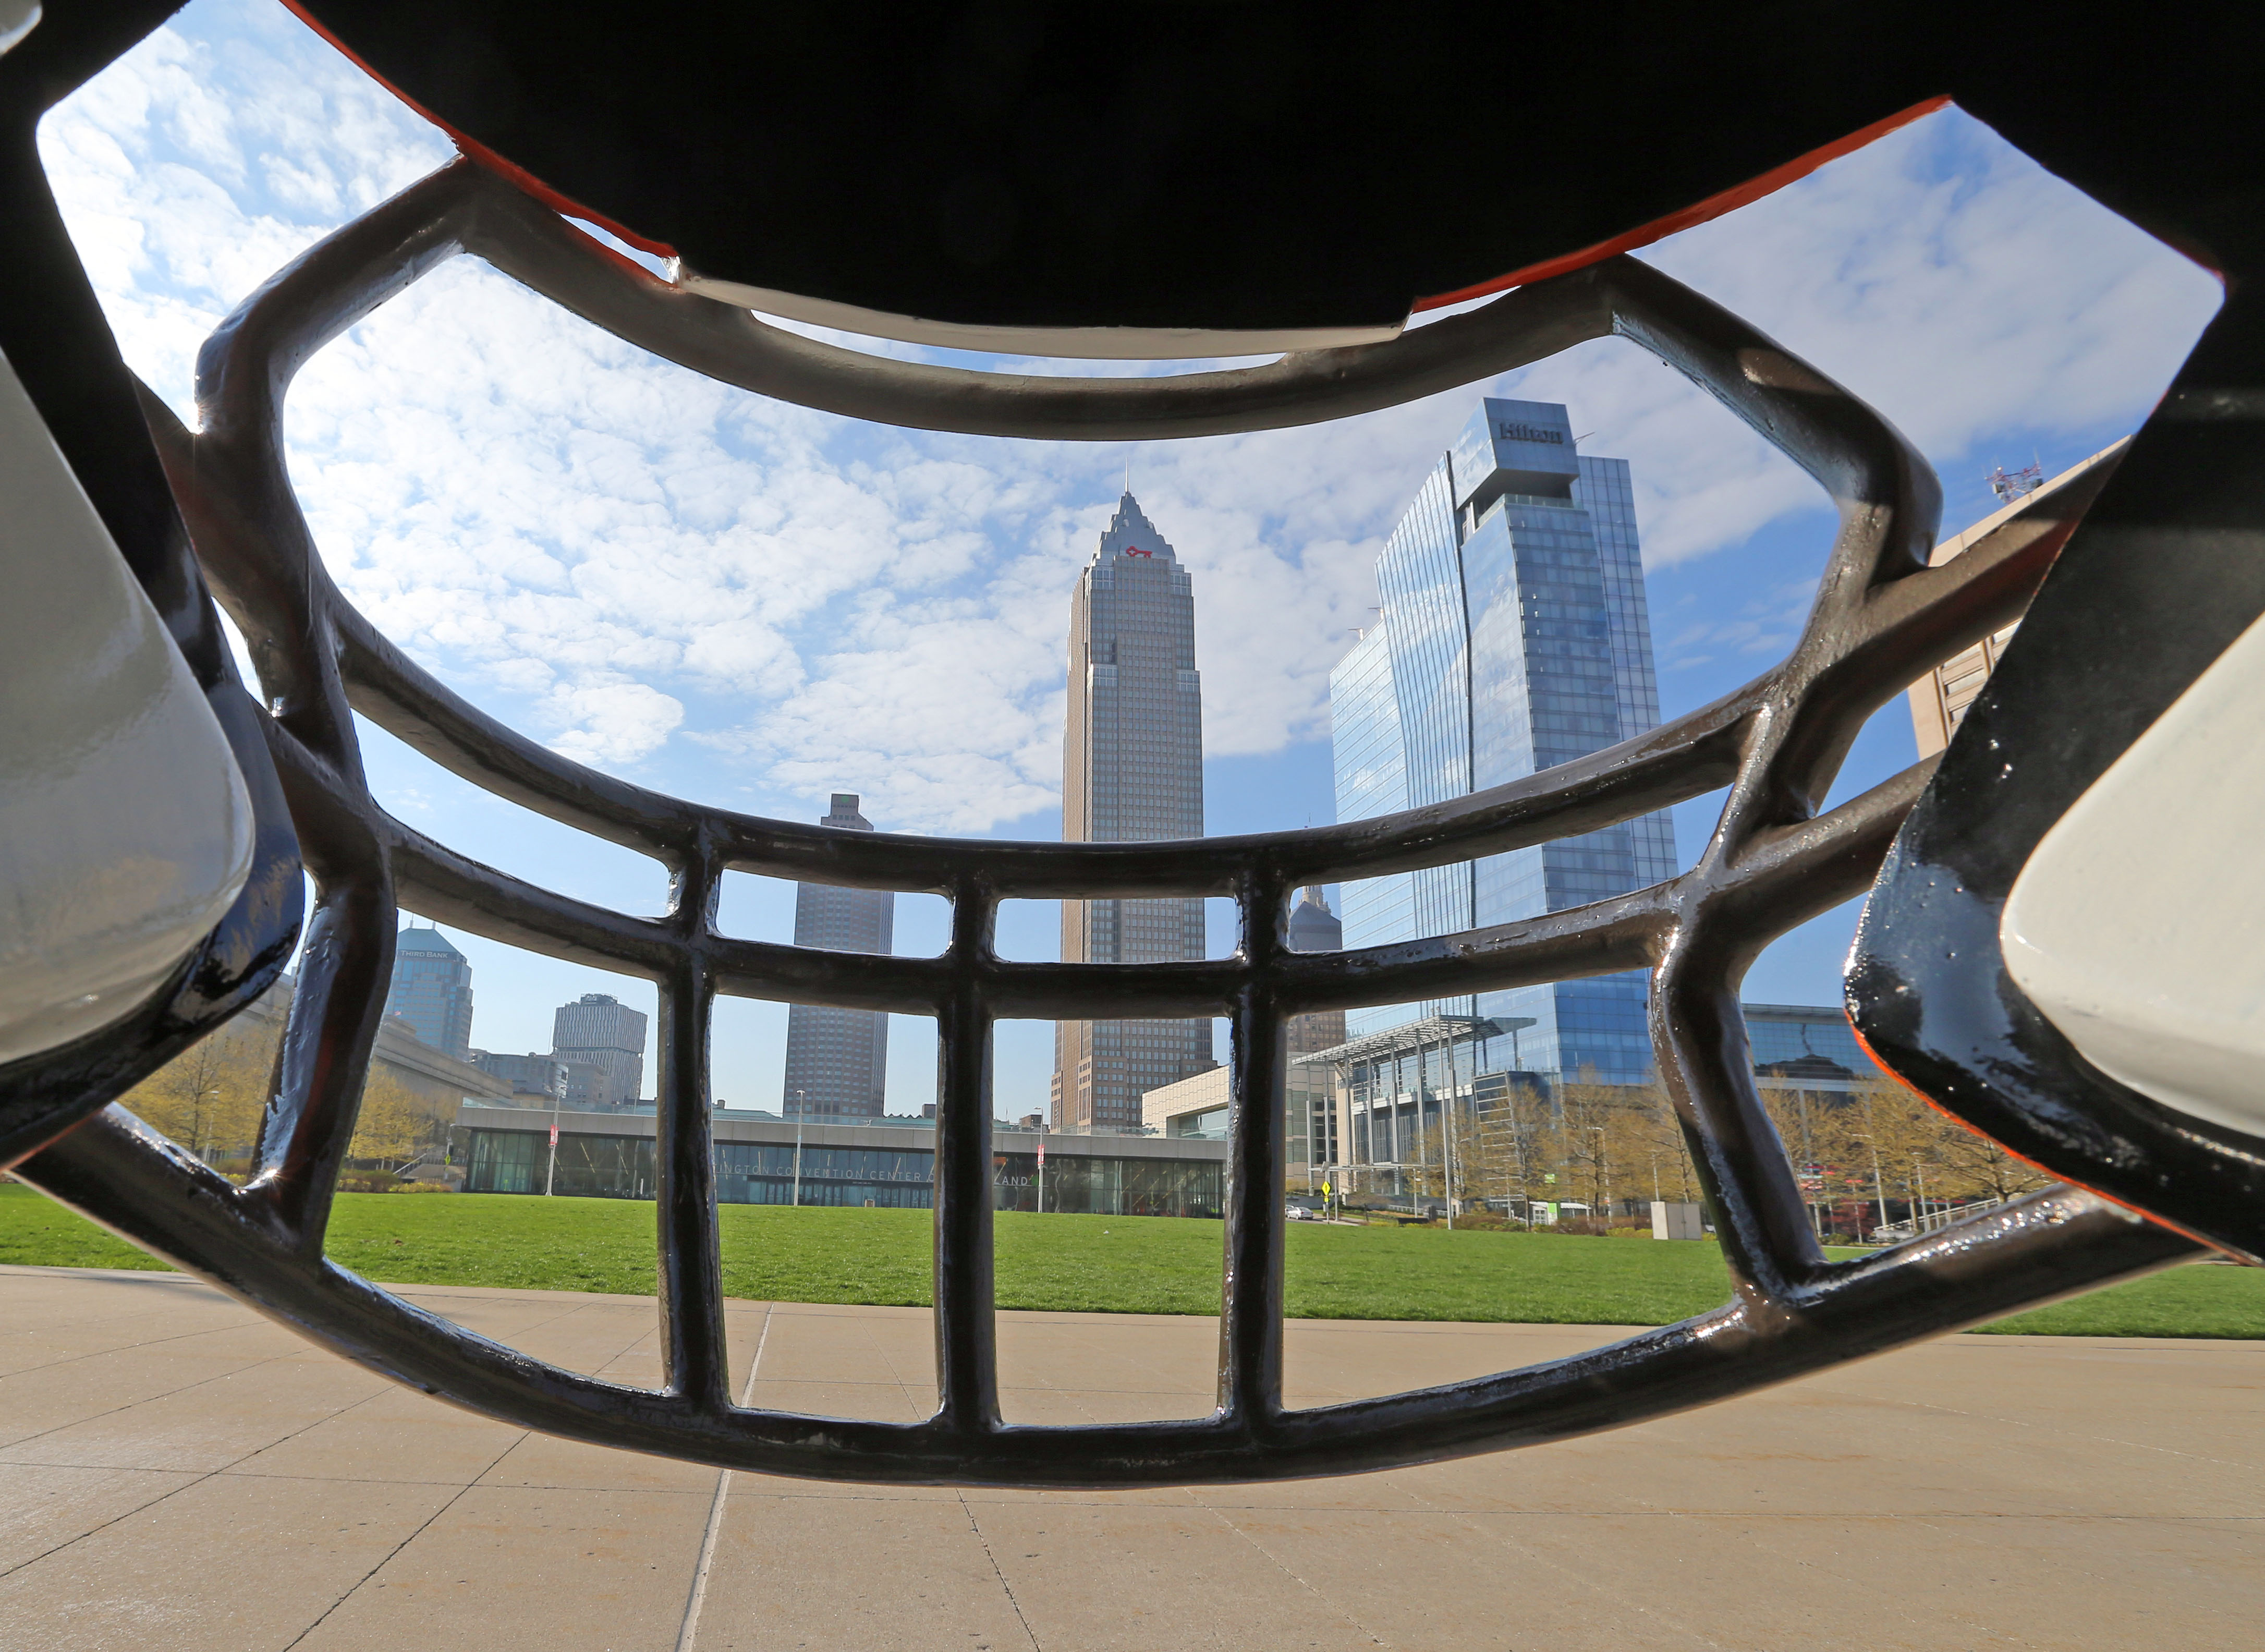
left=42, top=0, right=2221, bottom=1115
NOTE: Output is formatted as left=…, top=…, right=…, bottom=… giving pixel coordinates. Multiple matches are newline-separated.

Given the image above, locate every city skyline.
left=1054, top=493, right=1216, bottom=1129
left=52, top=14, right=2216, bottom=1121
left=781, top=794, right=896, bottom=1119
left=1332, top=398, right=1674, bottom=1090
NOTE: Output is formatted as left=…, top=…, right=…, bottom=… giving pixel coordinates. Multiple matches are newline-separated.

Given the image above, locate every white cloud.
left=42, top=2, right=2222, bottom=839
left=1565, top=113, right=2221, bottom=564
left=541, top=681, right=685, bottom=767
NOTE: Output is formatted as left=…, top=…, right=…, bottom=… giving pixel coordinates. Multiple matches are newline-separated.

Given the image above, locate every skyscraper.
left=553, top=992, right=648, bottom=1108
left=1284, top=888, right=1349, bottom=1174
left=782, top=794, right=895, bottom=1119
left=384, top=927, right=473, bottom=1059
left=1330, top=398, right=1675, bottom=1089
left=1285, top=888, right=1349, bottom=1060
left=1054, top=493, right=1214, bottom=1128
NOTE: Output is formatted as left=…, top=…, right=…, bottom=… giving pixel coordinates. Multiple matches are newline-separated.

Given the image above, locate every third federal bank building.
left=1330, top=398, right=1675, bottom=1094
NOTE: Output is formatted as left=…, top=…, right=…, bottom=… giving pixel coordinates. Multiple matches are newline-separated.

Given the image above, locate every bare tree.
left=118, top=1015, right=279, bottom=1169
left=344, top=1067, right=457, bottom=1170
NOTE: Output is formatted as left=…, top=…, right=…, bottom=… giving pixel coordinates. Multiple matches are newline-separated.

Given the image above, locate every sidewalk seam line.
left=675, top=1304, right=773, bottom=1652
left=276, top=1431, right=531, bottom=1652
left=0, top=1376, right=397, bottom=1584
left=958, top=1493, right=1043, bottom=1652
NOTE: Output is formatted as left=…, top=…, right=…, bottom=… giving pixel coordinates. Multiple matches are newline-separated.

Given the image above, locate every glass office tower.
left=383, top=926, right=474, bottom=1059
left=1330, top=399, right=1674, bottom=1088
left=1054, top=493, right=1215, bottom=1128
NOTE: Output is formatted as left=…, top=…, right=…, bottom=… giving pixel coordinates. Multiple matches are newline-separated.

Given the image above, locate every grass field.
left=3, top=1184, right=2257, bottom=1336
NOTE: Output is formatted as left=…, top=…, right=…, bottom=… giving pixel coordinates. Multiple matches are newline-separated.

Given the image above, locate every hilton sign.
left=1496, top=420, right=1566, bottom=445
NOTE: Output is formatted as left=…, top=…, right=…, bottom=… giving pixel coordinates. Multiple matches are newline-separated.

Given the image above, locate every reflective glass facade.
left=468, top=1129, right=656, bottom=1199
left=462, top=1125, right=1224, bottom=1216
left=1329, top=400, right=1675, bottom=1086
left=1331, top=627, right=1415, bottom=1035
left=1743, top=1003, right=1887, bottom=1088
left=1580, top=457, right=1677, bottom=889
left=991, top=1151, right=1222, bottom=1218
left=716, top=1139, right=931, bottom=1207
left=384, top=927, right=474, bottom=1059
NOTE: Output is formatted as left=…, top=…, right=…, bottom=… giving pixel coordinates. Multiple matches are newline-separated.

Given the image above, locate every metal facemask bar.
left=11, top=157, right=2198, bottom=1488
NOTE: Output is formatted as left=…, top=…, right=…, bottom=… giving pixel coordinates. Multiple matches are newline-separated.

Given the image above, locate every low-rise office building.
left=456, top=1103, right=1228, bottom=1217
left=1141, top=1061, right=1336, bottom=1189
left=472, top=1050, right=567, bottom=1100
left=1289, top=1004, right=1884, bottom=1207
left=1142, top=1066, right=1229, bottom=1138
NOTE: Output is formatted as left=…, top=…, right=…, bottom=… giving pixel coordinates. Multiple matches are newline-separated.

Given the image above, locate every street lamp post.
left=1443, top=1088, right=1459, bottom=1231
left=1413, top=1035, right=1431, bottom=1221
left=1792, top=1088, right=1821, bottom=1237
left=792, top=1089, right=805, bottom=1209
left=1853, top=1133, right=1890, bottom=1240
left=1587, top=1125, right=1608, bottom=1226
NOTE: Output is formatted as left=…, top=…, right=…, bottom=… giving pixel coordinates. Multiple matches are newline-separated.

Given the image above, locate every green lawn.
left=3, top=1184, right=2258, bottom=1336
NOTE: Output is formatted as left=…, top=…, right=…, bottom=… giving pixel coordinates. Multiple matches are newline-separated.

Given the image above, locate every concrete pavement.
left=0, top=1264, right=2256, bottom=1650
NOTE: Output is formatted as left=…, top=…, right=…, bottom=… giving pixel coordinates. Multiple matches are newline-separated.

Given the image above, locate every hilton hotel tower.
left=1052, top=493, right=1216, bottom=1128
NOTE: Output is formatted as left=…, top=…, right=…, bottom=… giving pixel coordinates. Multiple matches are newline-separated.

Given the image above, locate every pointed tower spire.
left=1096, top=490, right=1174, bottom=563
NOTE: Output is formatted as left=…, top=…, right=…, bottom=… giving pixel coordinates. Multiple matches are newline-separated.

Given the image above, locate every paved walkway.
left=0, top=1265, right=2256, bottom=1650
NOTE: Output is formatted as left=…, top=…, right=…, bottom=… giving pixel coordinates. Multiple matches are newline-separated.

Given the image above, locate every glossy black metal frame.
left=3, top=151, right=2206, bottom=1486
left=0, top=1, right=305, bottom=1170
left=1851, top=282, right=2265, bottom=1267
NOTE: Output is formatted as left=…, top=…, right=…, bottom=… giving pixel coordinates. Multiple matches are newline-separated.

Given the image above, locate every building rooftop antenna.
left=1987, top=459, right=2045, bottom=505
